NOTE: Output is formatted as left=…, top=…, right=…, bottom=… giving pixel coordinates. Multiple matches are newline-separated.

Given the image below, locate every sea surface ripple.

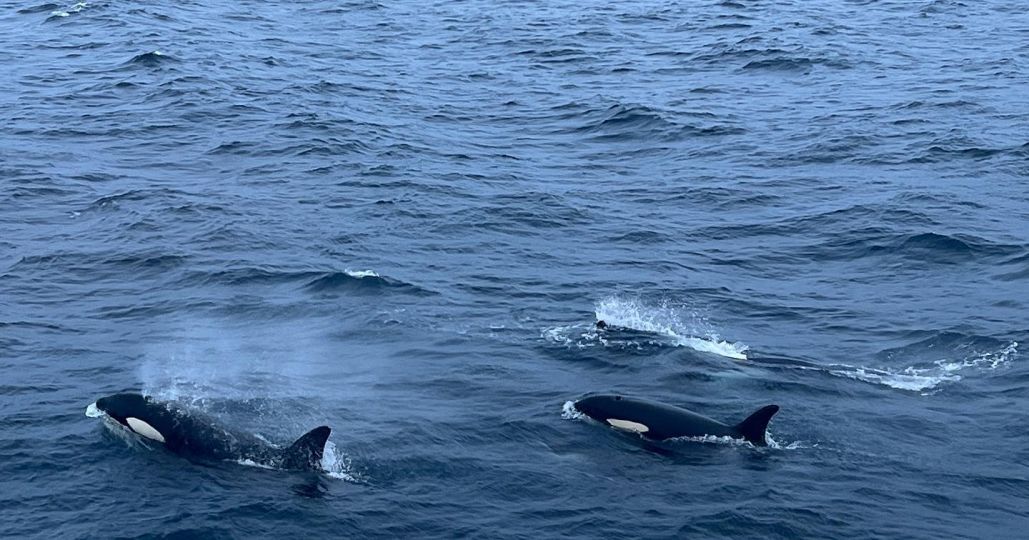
left=1, top=1, right=1027, bottom=538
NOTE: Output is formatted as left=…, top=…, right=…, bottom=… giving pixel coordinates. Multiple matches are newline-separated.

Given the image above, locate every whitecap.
left=344, top=269, right=379, bottom=278
left=50, top=1, right=87, bottom=17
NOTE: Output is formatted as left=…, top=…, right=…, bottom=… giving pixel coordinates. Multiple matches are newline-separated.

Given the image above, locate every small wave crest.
left=126, top=50, right=176, bottom=67
left=47, top=1, right=87, bottom=19
left=303, top=269, right=430, bottom=295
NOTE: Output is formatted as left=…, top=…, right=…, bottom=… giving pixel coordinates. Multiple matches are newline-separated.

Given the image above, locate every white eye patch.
left=606, top=418, right=649, bottom=433
left=126, top=417, right=166, bottom=443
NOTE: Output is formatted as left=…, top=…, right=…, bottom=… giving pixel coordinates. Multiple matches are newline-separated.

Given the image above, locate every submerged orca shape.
left=86, top=392, right=331, bottom=470
left=574, top=394, right=779, bottom=446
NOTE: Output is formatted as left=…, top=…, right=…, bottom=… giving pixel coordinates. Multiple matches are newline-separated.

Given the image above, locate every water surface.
left=1, top=1, right=1027, bottom=538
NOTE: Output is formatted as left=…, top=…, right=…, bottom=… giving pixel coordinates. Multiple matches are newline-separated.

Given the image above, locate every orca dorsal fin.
left=733, top=405, right=779, bottom=446
left=281, top=426, right=331, bottom=470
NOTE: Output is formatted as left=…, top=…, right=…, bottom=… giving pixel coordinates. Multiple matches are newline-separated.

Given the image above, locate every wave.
left=45, top=1, right=87, bottom=19
left=741, top=57, right=817, bottom=72
left=553, top=102, right=742, bottom=142
left=126, top=51, right=177, bottom=67
left=19, top=3, right=61, bottom=14
left=303, top=269, right=432, bottom=295
left=543, top=297, right=748, bottom=360
left=183, top=266, right=431, bottom=295
left=84, top=188, right=194, bottom=212
left=695, top=198, right=1025, bottom=263
left=571, top=104, right=676, bottom=136
left=690, top=44, right=852, bottom=72
left=812, top=231, right=1023, bottom=263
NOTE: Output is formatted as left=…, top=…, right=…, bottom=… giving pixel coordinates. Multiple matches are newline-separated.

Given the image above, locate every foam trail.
left=594, top=296, right=748, bottom=359
left=825, top=341, right=1018, bottom=393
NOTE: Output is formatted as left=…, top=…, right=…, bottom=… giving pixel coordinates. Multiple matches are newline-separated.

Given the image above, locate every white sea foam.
left=344, top=269, right=379, bottom=278
left=667, top=434, right=754, bottom=447
left=825, top=341, right=1018, bottom=393
left=542, top=325, right=590, bottom=348
left=667, top=431, right=805, bottom=450
left=765, top=433, right=809, bottom=450
left=235, top=458, right=276, bottom=470
left=51, top=2, right=87, bottom=17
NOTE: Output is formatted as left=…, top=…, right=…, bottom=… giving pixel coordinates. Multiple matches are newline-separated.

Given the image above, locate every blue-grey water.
left=2, top=1, right=1028, bottom=538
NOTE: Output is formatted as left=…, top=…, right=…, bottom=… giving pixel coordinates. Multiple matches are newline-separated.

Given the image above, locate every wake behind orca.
left=574, top=394, right=779, bottom=446
left=86, top=392, right=331, bottom=471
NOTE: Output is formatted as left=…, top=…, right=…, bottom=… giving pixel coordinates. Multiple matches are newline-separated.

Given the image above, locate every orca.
left=574, top=394, right=779, bottom=446
left=86, top=392, right=331, bottom=470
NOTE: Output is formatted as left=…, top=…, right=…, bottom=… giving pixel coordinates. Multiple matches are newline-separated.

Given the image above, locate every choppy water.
left=2, top=0, right=1028, bottom=538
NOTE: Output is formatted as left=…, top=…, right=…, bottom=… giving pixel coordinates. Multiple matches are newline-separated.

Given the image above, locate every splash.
left=320, top=441, right=360, bottom=482
left=667, top=434, right=757, bottom=447
left=593, top=296, right=748, bottom=359
left=667, top=430, right=807, bottom=450
left=561, top=400, right=585, bottom=420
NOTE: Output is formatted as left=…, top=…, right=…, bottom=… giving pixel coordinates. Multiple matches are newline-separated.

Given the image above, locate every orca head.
left=574, top=394, right=649, bottom=433
left=88, top=393, right=167, bottom=443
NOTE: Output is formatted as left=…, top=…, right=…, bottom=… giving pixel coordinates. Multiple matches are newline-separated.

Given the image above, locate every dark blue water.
left=2, top=0, right=1028, bottom=537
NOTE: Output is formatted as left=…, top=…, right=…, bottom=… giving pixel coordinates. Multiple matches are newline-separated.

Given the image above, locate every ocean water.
left=1, top=0, right=1027, bottom=538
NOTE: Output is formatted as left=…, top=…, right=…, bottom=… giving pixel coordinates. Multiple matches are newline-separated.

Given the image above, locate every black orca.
left=574, top=394, right=779, bottom=446
left=86, top=392, right=331, bottom=470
